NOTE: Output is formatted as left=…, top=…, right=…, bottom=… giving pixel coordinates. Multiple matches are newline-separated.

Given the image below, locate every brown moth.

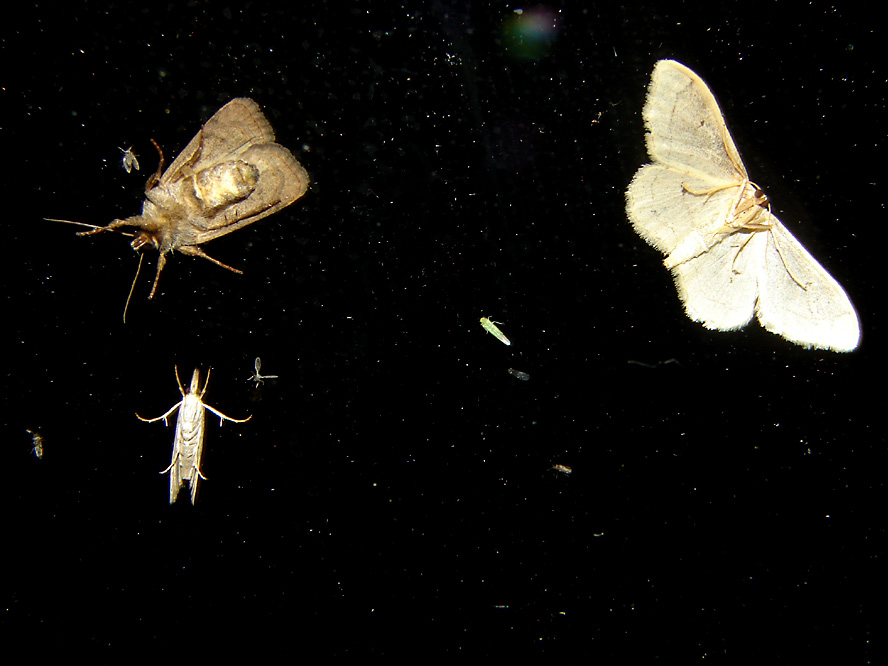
left=78, top=98, right=309, bottom=299
left=137, top=366, right=251, bottom=505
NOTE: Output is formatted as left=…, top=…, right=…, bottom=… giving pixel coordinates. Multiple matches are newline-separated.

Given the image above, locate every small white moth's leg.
left=767, top=227, right=810, bottom=290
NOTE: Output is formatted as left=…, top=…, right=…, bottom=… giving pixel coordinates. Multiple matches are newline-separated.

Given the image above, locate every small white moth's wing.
left=641, top=60, right=746, bottom=183
left=670, top=229, right=763, bottom=331
left=756, top=218, right=860, bottom=351
left=627, top=163, right=739, bottom=259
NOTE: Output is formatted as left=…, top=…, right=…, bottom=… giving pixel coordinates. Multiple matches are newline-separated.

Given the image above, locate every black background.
left=3, top=1, right=883, bottom=660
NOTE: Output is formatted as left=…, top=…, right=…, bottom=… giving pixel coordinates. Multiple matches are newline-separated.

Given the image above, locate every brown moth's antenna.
left=123, top=252, right=144, bottom=324
left=43, top=218, right=136, bottom=238
left=145, top=138, right=165, bottom=191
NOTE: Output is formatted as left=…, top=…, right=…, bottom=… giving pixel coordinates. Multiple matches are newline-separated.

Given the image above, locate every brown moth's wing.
left=195, top=143, right=311, bottom=239
left=159, top=98, right=276, bottom=187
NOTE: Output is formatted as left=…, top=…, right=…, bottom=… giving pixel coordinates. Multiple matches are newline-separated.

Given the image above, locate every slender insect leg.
left=177, top=246, right=244, bottom=274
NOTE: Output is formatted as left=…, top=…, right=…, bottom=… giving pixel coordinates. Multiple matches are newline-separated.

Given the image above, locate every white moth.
left=625, top=60, right=860, bottom=352
left=137, top=366, right=251, bottom=504
left=26, top=429, right=44, bottom=459
left=247, top=357, right=279, bottom=386
left=480, top=317, right=511, bottom=346
left=119, top=146, right=140, bottom=173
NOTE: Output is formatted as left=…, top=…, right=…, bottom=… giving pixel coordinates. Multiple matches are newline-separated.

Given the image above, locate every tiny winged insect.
left=119, top=146, right=140, bottom=173
left=137, top=366, right=251, bottom=504
left=507, top=367, right=530, bottom=381
left=51, top=98, right=310, bottom=305
left=26, top=429, right=44, bottom=459
left=480, top=317, right=511, bottom=346
left=247, top=357, right=279, bottom=386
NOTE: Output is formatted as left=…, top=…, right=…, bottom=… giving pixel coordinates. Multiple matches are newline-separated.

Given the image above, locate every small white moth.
left=247, top=357, right=279, bottom=386
left=626, top=60, right=860, bottom=352
left=26, top=429, right=44, bottom=459
left=480, top=317, right=511, bottom=346
left=119, top=146, right=140, bottom=173
left=137, top=366, right=251, bottom=504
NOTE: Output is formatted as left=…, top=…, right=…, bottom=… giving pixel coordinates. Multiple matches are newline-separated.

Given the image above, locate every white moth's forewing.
left=626, top=59, right=860, bottom=352
left=171, top=384, right=208, bottom=505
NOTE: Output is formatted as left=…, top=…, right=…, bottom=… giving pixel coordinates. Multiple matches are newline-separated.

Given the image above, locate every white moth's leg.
left=136, top=401, right=182, bottom=426
left=204, top=404, right=252, bottom=426
left=160, top=452, right=180, bottom=475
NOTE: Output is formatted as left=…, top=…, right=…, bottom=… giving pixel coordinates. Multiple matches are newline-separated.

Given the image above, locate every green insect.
left=480, top=317, right=511, bottom=346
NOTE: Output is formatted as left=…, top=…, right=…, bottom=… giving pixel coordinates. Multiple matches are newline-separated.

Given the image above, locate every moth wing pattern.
left=159, top=98, right=275, bottom=185
left=158, top=98, right=310, bottom=240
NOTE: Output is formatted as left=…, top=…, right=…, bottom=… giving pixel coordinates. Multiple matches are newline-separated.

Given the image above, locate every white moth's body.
left=480, top=317, right=511, bottom=346
left=26, top=429, right=44, bottom=459
left=247, top=356, right=278, bottom=386
left=119, top=146, right=140, bottom=173
left=137, top=367, right=250, bottom=504
left=625, top=60, right=860, bottom=352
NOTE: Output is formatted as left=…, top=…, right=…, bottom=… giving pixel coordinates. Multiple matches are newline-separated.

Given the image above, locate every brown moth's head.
left=131, top=228, right=159, bottom=253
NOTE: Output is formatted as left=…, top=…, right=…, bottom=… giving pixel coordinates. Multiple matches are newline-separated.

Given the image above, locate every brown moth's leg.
left=148, top=253, right=168, bottom=299
left=145, top=138, right=165, bottom=191
left=178, top=245, right=244, bottom=275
